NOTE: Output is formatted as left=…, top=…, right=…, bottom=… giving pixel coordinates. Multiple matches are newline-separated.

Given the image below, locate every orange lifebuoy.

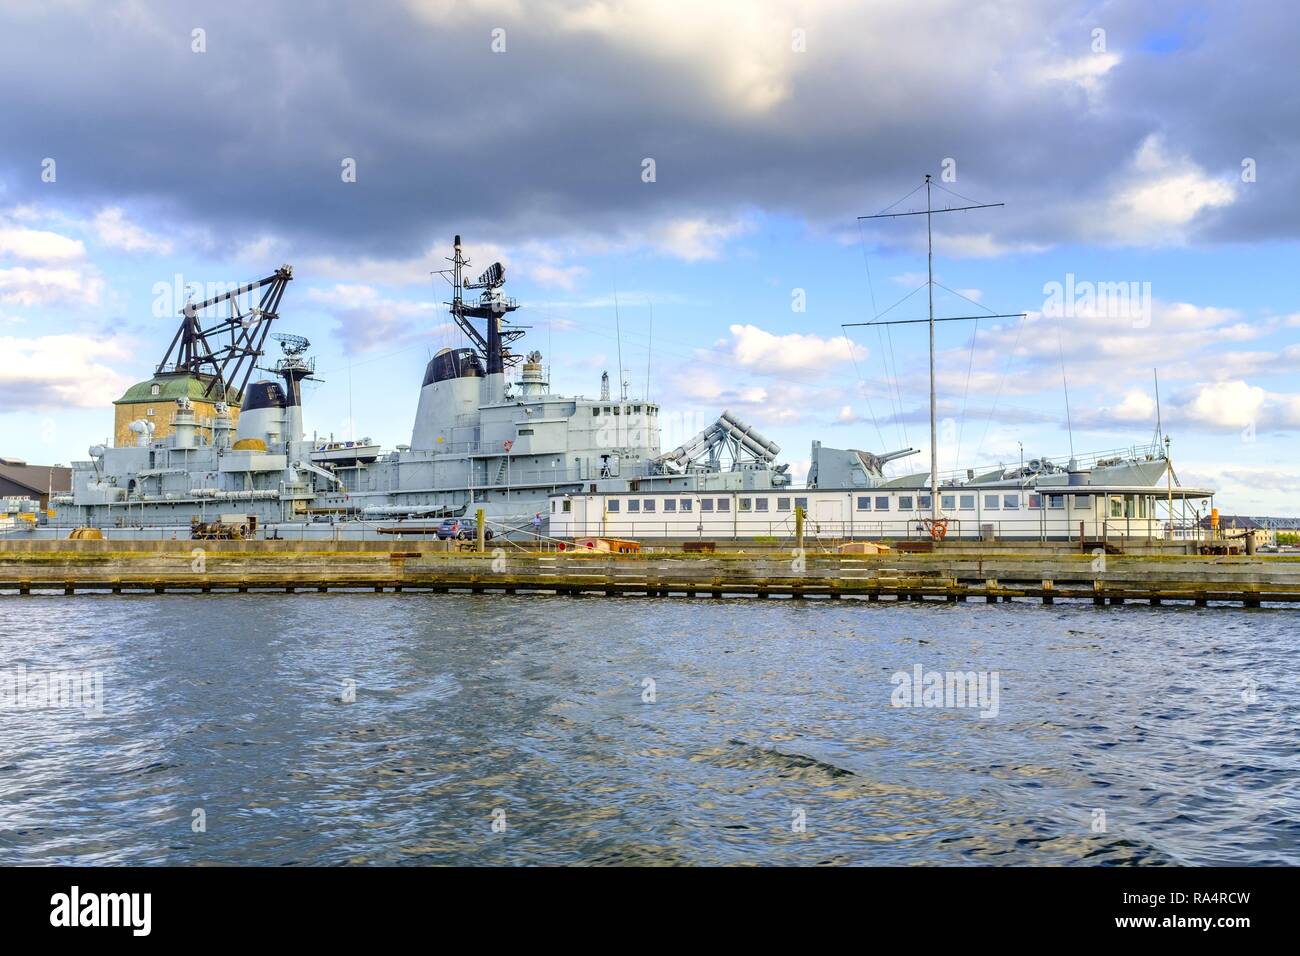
left=929, top=518, right=949, bottom=541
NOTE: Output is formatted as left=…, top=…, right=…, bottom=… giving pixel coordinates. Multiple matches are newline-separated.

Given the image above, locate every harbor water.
left=0, top=594, right=1294, bottom=866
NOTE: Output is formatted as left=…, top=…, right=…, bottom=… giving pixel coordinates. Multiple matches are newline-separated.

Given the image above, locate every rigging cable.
left=974, top=310, right=1029, bottom=463
left=853, top=218, right=897, bottom=449
left=1056, top=310, right=1075, bottom=459
left=932, top=279, right=997, bottom=470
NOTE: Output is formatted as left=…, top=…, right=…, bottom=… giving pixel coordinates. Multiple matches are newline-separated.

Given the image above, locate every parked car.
left=436, top=517, right=493, bottom=541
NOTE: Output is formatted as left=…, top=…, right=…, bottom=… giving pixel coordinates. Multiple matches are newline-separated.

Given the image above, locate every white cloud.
left=719, top=323, right=867, bottom=373
left=0, top=266, right=104, bottom=307
left=1037, top=52, right=1120, bottom=102
left=0, top=333, right=133, bottom=409
left=1182, top=380, right=1266, bottom=429
left=526, top=263, right=588, bottom=289
left=935, top=232, right=1049, bottom=258
left=0, top=225, right=85, bottom=261
left=91, top=207, right=174, bottom=255
left=1087, top=135, right=1237, bottom=245
left=306, top=283, right=442, bottom=351
left=649, top=217, right=753, bottom=261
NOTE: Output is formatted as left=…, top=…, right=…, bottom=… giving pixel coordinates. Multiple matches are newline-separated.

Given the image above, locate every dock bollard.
left=476, top=508, right=486, bottom=553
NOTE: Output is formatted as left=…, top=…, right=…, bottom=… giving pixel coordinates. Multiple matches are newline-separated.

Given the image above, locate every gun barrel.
left=877, top=447, right=921, bottom=464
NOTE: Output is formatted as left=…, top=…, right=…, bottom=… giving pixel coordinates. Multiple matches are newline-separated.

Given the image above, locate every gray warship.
left=50, top=237, right=790, bottom=538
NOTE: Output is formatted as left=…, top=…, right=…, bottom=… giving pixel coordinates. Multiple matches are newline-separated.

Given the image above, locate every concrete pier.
left=0, top=541, right=1297, bottom=607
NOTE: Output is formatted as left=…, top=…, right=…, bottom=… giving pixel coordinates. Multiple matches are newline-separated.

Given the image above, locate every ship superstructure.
left=37, top=231, right=1214, bottom=543
left=49, top=237, right=789, bottom=537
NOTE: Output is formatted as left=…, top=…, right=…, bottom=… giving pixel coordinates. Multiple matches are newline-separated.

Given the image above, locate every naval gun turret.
left=807, top=441, right=920, bottom=488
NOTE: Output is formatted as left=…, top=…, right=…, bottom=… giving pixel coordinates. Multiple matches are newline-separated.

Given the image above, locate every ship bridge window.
left=984, top=494, right=1000, bottom=510
left=517, top=428, right=534, bottom=436
left=607, top=499, right=620, bottom=513
left=633, top=405, right=641, bottom=413
left=562, top=499, right=571, bottom=513
left=899, top=495, right=914, bottom=511
left=875, top=496, right=889, bottom=511
left=959, top=494, right=975, bottom=510
left=592, top=407, right=600, bottom=416
left=701, top=499, right=714, bottom=512
left=941, top=494, right=956, bottom=511
left=613, top=406, right=620, bottom=415
left=604, top=407, right=612, bottom=415
left=857, top=496, right=871, bottom=511
left=716, top=498, right=730, bottom=512
left=628, top=499, right=640, bottom=513
left=1003, top=494, right=1020, bottom=510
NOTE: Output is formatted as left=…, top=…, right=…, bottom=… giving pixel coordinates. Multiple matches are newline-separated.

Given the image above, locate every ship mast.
left=849, top=176, right=1019, bottom=523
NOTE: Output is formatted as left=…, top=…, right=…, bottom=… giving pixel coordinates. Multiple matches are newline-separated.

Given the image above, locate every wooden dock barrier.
left=0, top=543, right=1297, bottom=607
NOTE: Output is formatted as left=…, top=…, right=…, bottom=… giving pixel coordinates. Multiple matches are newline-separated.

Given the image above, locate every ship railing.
left=934, top=441, right=1167, bottom=484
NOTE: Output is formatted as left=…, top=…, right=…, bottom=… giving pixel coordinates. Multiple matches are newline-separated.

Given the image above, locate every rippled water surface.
left=0, top=594, right=1295, bottom=865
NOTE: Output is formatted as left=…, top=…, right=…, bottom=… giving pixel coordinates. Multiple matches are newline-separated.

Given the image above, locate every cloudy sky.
left=1, top=0, right=1298, bottom=512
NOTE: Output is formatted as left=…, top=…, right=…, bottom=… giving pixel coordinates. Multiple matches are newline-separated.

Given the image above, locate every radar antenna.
left=433, top=236, right=525, bottom=373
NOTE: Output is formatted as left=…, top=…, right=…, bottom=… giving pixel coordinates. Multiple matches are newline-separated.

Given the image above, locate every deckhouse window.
left=716, top=499, right=730, bottom=512
left=960, top=494, right=975, bottom=510
left=755, top=498, right=768, bottom=512
left=739, top=498, right=752, bottom=512
left=857, top=496, right=871, bottom=511
left=778, top=497, right=791, bottom=511
left=919, top=495, right=932, bottom=510
left=875, top=496, right=889, bottom=511
left=795, top=497, right=808, bottom=510
left=1048, top=494, right=1065, bottom=509
left=984, top=494, right=1000, bottom=510
left=941, top=495, right=956, bottom=511
left=663, top=499, right=676, bottom=513
left=680, top=499, right=692, bottom=512
left=642, top=499, right=655, bottom=512
left=607, top=499, right=620, bottom=513
left=701, top=499, right=714, bottom=512
left=899, top=495, right=914, bottom=510
left=1003, top=494, right=1020, bottom=510
left=628, top=499, right=640, bottom=513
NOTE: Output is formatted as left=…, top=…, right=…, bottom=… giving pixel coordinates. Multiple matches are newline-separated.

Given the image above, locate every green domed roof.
left=114, top=373, right=242, bottom=406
